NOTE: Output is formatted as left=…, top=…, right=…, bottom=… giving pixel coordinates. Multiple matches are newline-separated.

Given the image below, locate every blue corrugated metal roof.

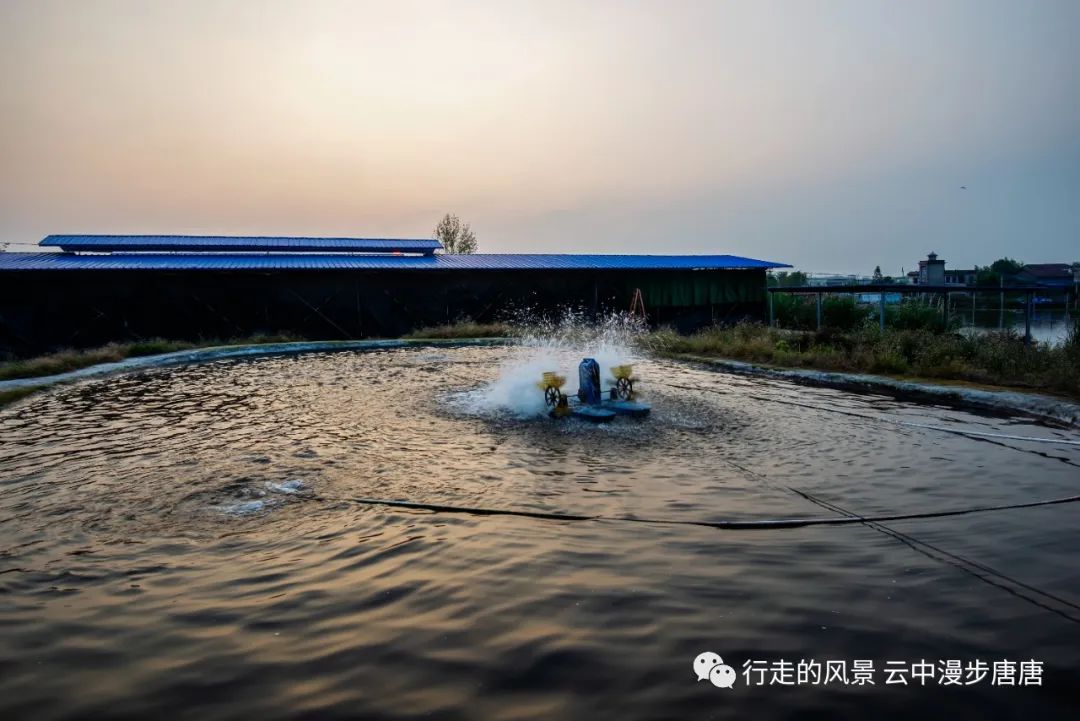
left=40, top=235, right=442, bottom=254
left=0, top=252, right=788, bottom=271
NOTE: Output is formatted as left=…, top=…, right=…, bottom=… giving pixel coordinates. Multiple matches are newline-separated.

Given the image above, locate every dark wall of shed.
left=0, top=268, right=767, bottom=357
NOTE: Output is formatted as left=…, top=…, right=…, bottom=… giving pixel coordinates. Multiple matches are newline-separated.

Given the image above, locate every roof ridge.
left=43, top=234, right=435, bottom=241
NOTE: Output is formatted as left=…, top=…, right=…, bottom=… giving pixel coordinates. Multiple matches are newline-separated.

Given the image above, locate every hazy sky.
left=1, top=0, right=1077, bottom=274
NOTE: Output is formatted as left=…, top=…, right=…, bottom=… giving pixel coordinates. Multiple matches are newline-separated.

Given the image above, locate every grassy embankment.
left=0, top=325, right=511, bottom=407
left=0, top=385, right=44, bottom=407
left=645, top=321, right=1080, bottom=401
left=3, top=308, right=1077, bottom=405
left=410, top=307, right=1080, bottom=400
left=401, top=321, right=514, bottom=339
left=0, top=322, right=511, bottom=383
left=0, top=334, right=302, bottom=383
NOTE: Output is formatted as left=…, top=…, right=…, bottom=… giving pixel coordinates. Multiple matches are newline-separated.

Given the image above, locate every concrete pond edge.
left=0, top=338, right=513, bottom=397
left=3, top=339, right=1078, bottom=431
left=677, top=354, right=1080, bottom=430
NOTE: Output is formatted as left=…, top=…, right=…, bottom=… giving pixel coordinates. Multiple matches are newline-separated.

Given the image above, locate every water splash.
left=217, top=499, right=277, bottom=516
left=266, top=479, right=308, bottom=495
left=455, top=310, right=648, bottom=418
left=203, top=479, right=309, bottom=517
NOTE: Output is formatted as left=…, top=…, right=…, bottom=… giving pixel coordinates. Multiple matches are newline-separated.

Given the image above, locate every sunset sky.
left=1, top=0, right=1077, bottom=274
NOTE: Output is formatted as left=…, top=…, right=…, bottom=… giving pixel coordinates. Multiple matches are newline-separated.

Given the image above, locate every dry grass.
left=0, top=385, right=44, bottom=408
left=0, top=323, right=513, bottom=384
left=0, top=344, right=134, bottom=381
left=403, top=319, right=515, bottom=339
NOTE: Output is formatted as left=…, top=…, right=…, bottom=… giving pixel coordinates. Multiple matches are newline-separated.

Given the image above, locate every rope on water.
left=317, top=491, right=1080, bottom=531
left=717, top=457, right=1080, bottom=625
left=892, top=420, right=1080, bottom=446
left=789, top=486, right=1080, bottom=624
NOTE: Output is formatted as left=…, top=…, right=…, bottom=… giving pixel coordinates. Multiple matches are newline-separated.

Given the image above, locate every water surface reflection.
left=1, top=347, right=1078, bottom=720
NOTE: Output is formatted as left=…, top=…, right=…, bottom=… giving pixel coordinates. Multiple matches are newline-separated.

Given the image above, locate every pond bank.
left=676, top=354, right=1080, bottom=430
left=0, top=339, right=512, bottom=405
left=644, top=324, right=1080, bottom=403
left=3, top=336, right=1078, bottom=431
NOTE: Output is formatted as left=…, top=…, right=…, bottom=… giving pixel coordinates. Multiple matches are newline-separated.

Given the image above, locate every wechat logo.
left=694, top=652, right=737, bottom=688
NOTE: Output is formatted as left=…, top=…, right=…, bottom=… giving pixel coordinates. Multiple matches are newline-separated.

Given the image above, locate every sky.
left=1, top=0, right=1077, bottom=275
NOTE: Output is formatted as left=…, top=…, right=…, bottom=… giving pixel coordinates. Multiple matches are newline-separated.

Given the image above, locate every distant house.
left=806, top=274, right=873, bottom=287
left=915, top=252, right=945, bottom=285
left=944, top=268, right=977, bottom=286
left=910, top=252, right=974, bottom=286
left=1014, top=263, right=1076, bottom=289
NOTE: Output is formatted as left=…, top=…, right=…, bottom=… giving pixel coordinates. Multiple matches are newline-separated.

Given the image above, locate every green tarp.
left=623, top=270, right=766, bottom=307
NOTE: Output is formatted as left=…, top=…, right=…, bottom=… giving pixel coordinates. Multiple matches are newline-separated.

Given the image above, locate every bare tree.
left=434, top=213, right=477, bottom=254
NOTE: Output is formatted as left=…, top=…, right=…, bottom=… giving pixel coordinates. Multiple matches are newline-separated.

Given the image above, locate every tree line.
left=769, top=258, right=1031, bottom=287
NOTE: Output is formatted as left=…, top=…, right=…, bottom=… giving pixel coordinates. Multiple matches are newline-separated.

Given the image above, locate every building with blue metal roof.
left=0, top=251, right=785, bottom=272
left=0, top=235, right=788, bottom=355
left=39, top=235, right=443, bottom=255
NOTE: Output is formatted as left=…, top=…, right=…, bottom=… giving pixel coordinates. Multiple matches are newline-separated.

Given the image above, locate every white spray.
left=460, top=310, right=648, bottom=418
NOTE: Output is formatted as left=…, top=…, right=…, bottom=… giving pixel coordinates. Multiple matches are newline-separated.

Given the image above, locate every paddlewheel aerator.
left=538, top=371, right=571, bottom=417
left=609, top=364, right=636, bottom=401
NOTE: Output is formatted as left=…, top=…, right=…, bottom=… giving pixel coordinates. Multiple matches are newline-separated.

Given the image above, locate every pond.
left=1, top=343, right=1078, bottom=720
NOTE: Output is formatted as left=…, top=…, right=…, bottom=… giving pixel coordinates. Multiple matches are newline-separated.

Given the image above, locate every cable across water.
left=311, top=490, right=1080, bottom=531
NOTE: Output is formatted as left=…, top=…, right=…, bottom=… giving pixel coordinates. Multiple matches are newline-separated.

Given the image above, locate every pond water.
left=961, top=309, right=1075, bottom=346
left=1, top=344, right=1078, bottom=720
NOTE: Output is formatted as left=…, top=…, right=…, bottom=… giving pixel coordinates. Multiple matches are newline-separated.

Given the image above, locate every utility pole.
left=998, top=275, right=1004, bottom=331
left=1024, top=291, right=1033, bottom=345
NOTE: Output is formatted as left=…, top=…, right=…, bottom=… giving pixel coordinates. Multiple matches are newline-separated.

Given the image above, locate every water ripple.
left=0, top=347, right=1078, bottom=720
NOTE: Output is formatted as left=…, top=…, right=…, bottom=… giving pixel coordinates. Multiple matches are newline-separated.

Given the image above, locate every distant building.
left=805, top=274, right=873, bottom=287
left=856, top=292, right=903, bottom=304
left=944, top=268, right=977, bottom=286
left=1015, top=263, right=1076, bottom=289
left=916, top=252, right=946, bottom=285
left=909, top=252, right=974, bottom=286
left=0, top=234, right=789, bottom=356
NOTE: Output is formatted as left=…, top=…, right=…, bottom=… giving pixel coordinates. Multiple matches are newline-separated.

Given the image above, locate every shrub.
left=822, top=297, right=872, bottom=331
left=886, top=300, right=950, bottom=331
left=403, top=319, right=514, bottom=339
left=771, top=294, right=816, bottom=330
